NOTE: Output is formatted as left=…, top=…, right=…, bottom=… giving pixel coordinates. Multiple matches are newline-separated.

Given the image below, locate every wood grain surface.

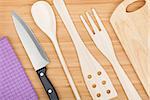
left=0, top=0, right=149, bottom=100
left=110, top=0, right=149, bottom=97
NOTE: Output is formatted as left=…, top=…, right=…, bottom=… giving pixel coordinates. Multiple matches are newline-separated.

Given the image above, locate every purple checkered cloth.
left=0, top=37, right=38, bottom=100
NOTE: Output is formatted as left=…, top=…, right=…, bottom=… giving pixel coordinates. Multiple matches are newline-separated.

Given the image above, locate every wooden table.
left=0, top=0, right=148, bottom=99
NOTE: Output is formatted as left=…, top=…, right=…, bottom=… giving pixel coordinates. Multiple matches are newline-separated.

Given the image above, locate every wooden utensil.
left=53, top=0, right=117, bottom=99
left=110, top=0, right=149, bottom=96
left=80, top=9, right=141, bottom=100
left=31, top=1, right=81, bottom=99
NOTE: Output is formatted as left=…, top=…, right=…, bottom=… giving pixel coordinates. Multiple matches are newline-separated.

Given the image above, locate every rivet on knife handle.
left=37, top=67, right=59, bottom=100
left=31, top=1, right=81, bottom=100
left=11, top=12, right=59, bottom=100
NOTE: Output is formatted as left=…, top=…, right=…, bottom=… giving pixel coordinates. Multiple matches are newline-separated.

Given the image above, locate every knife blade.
left=12, top=12, right=59, bottom=100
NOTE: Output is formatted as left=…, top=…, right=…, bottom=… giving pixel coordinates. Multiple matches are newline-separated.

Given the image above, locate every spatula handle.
left=37, top=67, right=59, bottom=100
left=53, top=40, right=81, bottom=100
left=53, top=0, right=117, bottom=99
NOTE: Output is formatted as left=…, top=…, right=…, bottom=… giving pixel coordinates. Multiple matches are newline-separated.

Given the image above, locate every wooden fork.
left=80, top=9, right=141, bottom=100
left=53, top=0, right=117, bottom=99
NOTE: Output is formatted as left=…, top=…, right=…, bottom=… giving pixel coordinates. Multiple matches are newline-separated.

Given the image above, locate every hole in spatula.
left=102, top=80, right=106, bottom=85
left=97, top=93, right=101, bottom=97
left=88, top=74, right=92, bottom=79
left=97, top=71, right=101, bottom=76
left=106, top=89, right=111, bottom=94
left=92, top=84, right=97, bottom=88
left=126, top=0, right=146, bottom=13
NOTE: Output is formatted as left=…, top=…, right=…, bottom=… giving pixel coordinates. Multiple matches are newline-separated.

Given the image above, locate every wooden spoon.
left=31, top=1, right=81, bottom=99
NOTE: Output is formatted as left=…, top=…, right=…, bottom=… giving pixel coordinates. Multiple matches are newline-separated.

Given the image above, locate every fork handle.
left=53, top=0, right=117, bottom=99
left=110, top=56, right=141, bottom=100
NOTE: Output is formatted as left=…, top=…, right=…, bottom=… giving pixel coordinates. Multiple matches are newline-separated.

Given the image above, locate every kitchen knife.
left=12, top=12, right=59, bottom=100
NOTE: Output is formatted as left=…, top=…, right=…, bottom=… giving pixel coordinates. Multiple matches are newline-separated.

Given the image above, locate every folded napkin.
left=0, top=37, right=38, bottom=100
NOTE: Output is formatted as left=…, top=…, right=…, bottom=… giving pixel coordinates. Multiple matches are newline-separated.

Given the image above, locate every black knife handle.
left=37, top=67, right=59, bottom=100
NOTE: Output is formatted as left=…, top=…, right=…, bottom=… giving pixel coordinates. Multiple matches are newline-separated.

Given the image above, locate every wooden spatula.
left=80, top=8, right=141, bottom=100
left=110, top=0, right=149, bottom=97
left=53, top=0, right=117, bottom=99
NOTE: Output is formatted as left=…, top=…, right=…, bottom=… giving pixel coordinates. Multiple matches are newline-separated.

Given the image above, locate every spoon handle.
left=53, top=39, right=81, bottom=100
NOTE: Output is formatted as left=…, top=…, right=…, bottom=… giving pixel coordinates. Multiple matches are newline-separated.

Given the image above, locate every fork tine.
left=92, top=9, right=105, bottom=31
left=80, top=15, right=94, bottom=36
left=86, top=12, right=99, bottom=34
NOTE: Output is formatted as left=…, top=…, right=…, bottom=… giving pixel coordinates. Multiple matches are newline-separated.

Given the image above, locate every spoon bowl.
left=31, top=1, right=81, bottom=99
left=31, top=1, right=56, bottom=41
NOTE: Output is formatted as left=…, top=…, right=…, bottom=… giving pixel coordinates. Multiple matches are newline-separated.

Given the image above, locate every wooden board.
left=110, top=0, right=149, bottom=97
left=0, top=0, right=149, bottom=99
